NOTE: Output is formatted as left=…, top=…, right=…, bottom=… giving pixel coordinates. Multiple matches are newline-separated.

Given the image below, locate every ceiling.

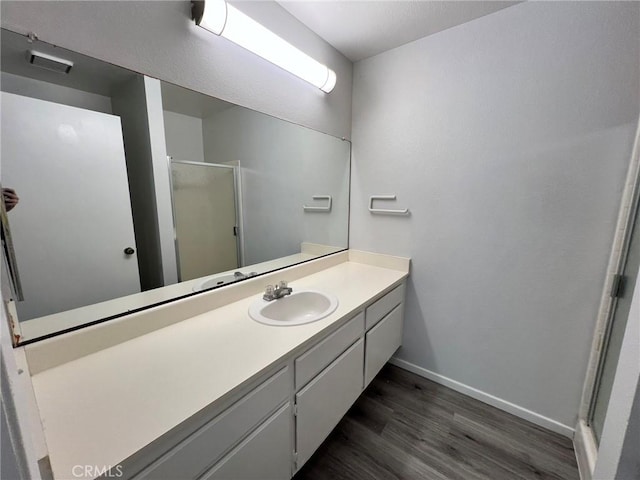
left=277, top=1, right=520, bottom=62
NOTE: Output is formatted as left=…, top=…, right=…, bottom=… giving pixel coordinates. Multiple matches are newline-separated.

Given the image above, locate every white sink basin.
left=249, top=290, right=339, bottom=326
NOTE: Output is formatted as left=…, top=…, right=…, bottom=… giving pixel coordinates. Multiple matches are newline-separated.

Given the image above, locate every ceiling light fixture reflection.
left=192, top=0, right=337, bottom=93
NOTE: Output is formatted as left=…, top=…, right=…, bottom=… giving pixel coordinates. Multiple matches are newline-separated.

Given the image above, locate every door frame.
left=587, top=204, right=640, bottom=430
left=575, top=116, right=640, bottom=479
left=166, top=158, right=244, bottom=283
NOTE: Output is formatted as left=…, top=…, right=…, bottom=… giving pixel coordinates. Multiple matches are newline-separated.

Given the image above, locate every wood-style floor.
left=294, top=365, right=579, bottom=480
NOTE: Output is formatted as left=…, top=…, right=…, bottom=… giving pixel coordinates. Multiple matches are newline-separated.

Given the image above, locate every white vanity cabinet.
left=365, top=303, right=403, bottom=387
left=365, top=283, right=405, bottom=330
left=292, top=283, right=405, bottom=471
left=295, top=338, right=365, bottom=469
left=122, top=281, right=406, bottom=480
left=200, top=403, right=292, bottom=480
left=364, top=284, right=405, bottom=387
left=130, top=368, right=291, bottom=480
left=364, top=282, right=405, bottom=388
left=294, top=312, right=364, bottom=390
left=28, top=255, right=411, bottom=480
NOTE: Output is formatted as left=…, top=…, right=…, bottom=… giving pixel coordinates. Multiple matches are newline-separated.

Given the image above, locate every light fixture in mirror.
left=0, top=28, right=350, bottom=345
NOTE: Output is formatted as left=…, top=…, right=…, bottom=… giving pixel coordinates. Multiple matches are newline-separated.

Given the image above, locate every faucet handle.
left=278, top=280, right=288, bottom=289
left=265, top=285, right=274, bottom=295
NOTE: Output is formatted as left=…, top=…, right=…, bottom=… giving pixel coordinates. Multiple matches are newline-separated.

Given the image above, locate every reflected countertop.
left=19, top=249, right=332, bottom=342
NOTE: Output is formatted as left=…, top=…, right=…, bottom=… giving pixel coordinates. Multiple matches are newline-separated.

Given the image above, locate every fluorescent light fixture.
left=192, top=0, right=336, bottom=93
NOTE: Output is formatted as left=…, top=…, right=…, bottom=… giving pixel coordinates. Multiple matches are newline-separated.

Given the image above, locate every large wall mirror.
left=0, top=28, right=350, bottom=345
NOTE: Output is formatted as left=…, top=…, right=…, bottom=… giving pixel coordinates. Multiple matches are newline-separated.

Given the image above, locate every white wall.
left=0, top=0, right=352, bottom=139
left=163, top=111, right=205, bottom=163
left=351, top=1, right=640, bottom=432
left=202, top=106, right=350, bottom=266
left=1, top=72, right=112, bottom=114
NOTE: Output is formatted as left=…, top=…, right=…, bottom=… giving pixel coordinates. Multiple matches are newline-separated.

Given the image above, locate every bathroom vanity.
left=22, top=250, right=409, bottom=480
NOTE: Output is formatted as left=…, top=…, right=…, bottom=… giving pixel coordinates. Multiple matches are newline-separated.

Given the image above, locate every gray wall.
left=202, top=106, right=350, bottom=265
left=0, top=0, right=352, bottom=139
left=163, top=111, right=205, bottom=163
left=350, top=1, right=640, bottom=431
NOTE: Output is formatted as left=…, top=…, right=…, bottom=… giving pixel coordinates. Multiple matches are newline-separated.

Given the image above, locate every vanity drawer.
left=365, top=304, right=403, bottom=387
left=365, top=283, right=404, bottom=330
left=134, top=367, right=289, bottom=480
left=295, top=312, right=364, bottom=390
left=200, top=403, right=292, bottom=480
left=295, top=338, right=364, bottom=469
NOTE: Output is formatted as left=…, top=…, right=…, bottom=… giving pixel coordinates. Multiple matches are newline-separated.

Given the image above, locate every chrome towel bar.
left=369, top=195, right=410, bottom=215
left=303, top=195, right=332, bottom=212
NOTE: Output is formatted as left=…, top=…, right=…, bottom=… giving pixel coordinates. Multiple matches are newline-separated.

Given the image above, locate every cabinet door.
left=133, top=367, right=288, bottom=480
left=364, top=304, right=403, bottom=387
left=295, top=339, right=364, bottom=469
left=200, top=403, right=292, bottom=480
left=295, top=312, right=364, bottom=390
left=365, top=283, right=404, bottom=330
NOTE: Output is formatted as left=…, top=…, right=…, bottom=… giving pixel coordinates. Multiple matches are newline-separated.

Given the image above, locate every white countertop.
left=30, top=259, right=407, bottom=479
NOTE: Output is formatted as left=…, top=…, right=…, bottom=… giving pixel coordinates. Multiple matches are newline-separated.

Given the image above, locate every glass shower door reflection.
left=170, top=161, right=239, bottom=282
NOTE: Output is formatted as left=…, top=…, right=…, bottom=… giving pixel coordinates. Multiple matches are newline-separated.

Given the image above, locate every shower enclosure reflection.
left=170, top=161, right=241, bottom=282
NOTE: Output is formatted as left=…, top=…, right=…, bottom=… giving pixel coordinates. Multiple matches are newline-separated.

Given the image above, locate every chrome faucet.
left=263, top=281, right=293, bottom=301
left=232, top=271, right=258, bottom=281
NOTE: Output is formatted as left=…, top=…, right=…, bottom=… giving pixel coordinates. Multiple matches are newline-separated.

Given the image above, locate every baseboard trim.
left=573, top=419, right=597, bottom=480
left=388, top=357, right=575, bottom=438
